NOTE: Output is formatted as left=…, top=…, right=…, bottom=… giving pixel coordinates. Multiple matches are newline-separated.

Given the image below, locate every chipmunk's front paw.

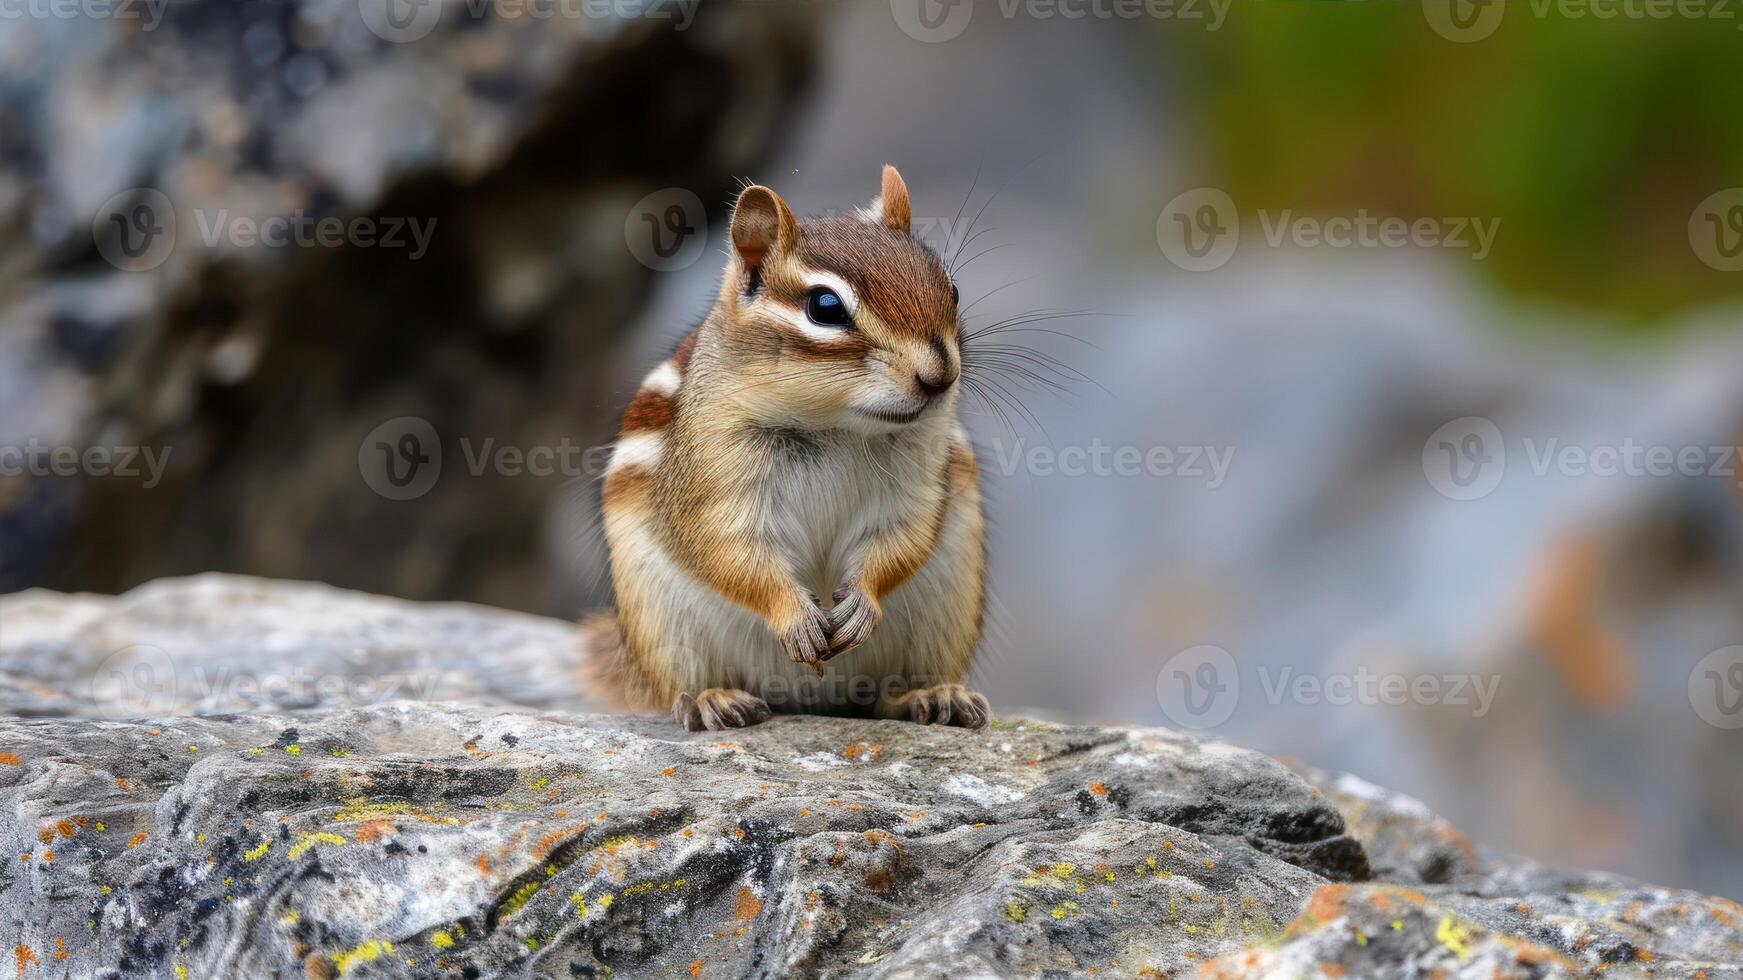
left=776, top=596, right=831, bottom=672
left=822, top=585, right=881, bottom=661
left=891, top=684, right=991, bottom=729
left=673, top=689, right=772, bottom=732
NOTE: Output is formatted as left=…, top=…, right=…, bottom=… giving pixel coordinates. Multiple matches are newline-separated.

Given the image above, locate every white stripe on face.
left=607, top=432, right=664, bottom=473
left=759, top=303, right=854, bottom=345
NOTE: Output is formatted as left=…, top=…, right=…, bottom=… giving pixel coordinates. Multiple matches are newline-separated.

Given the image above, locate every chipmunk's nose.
left=915, top=370, right=957, bottom=399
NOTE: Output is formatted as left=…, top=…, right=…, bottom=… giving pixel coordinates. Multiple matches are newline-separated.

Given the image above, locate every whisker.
left=958, top=275, right=1037, bottom=317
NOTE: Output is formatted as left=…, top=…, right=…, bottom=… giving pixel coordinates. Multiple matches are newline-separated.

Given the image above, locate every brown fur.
left=584, top=166, right=989, bottom=730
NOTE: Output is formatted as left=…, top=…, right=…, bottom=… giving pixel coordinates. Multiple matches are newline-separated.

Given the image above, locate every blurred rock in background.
left=0, top=0, right=819, bottom=610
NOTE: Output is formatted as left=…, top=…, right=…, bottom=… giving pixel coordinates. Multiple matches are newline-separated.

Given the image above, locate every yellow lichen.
left=430, top=931, right=454, bottom=949
left=1435, top=916, right=1474, bottom=960
left=284, top=745, right=301, bottom=756
left=497, top=880, right=543, bottom=919
left=331, top=939, right=393, bottom=974
left=242, top=840, right=271, bottom=862
left=287, top=832, right=346, bottom=859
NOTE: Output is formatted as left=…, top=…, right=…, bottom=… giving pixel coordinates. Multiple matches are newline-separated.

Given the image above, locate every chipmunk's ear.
left=876, top=164, right=912, bottom=234
left=730, top=184, right=798, bottom=276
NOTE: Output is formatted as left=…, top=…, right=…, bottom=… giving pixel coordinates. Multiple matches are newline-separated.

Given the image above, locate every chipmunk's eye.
left=806, top=286, right=853, bottom=328
left=950, top=284, right=959, bottom=306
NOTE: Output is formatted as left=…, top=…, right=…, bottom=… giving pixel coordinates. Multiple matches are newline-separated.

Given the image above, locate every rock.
left=2, top=575, right=1741, bottom=978
left=0, top=2, right=819, bottom=610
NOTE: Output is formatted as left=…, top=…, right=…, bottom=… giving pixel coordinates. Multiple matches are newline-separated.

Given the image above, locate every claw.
left=894, top=684, right=990, bottom=730
left=672, top=689, right=772, bottom=732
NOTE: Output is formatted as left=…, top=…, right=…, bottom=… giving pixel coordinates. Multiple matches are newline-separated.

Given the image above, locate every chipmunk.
left=580, top=165, right=990, bottom=732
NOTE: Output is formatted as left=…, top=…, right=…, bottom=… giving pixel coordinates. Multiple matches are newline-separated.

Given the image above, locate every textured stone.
left=2, top=575, right=1740, bottom=978
left=0, top=1, right=817, bottom=609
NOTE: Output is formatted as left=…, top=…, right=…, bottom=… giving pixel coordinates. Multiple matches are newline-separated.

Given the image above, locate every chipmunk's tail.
left=575, top=611, right=662, bottom=713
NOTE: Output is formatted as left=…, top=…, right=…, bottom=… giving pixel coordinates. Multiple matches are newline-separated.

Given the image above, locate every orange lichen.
left=689, top=961, right=702, bottom=976
left=0, top=754, right=20, bottom=766
left=863, top=830, right=899, bottom=849
left=125, top=833, right=148, bottom=849
left=1088, top=783, right=1108, bottom=797
left=354, top=819, right=395, bottom=843
left=14, top=944, right=39, bottom=976
left=1306, top=885, right=1352, bottom=923
left=733, top=886, right=762, bottom=921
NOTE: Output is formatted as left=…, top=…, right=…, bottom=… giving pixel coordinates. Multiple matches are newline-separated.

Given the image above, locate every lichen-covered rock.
left=2, top=575, right=1740, bottom=978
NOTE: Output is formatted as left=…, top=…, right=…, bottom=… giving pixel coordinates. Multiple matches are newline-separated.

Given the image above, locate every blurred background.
left=1, top=0, right=1739, bottom=897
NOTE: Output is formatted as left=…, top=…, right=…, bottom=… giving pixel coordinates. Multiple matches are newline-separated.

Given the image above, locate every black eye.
left=806, top=286, right=853, bottom=328
left=950, top=283, right=959, bottom=306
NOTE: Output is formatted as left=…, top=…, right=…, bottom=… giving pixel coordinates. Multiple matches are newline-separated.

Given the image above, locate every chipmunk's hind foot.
left=888, top=684, right=991, bottom=729
left=674, top=688, right=773, bottom=732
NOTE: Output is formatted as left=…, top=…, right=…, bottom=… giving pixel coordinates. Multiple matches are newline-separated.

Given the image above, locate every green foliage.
left=1162, top=1, right=1743, bottom=326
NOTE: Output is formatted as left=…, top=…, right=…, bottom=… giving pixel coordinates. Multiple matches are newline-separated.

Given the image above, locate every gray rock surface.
left=2, top=575, right=1741, bottom=978
left=0, top=1, right=817, bottom=609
